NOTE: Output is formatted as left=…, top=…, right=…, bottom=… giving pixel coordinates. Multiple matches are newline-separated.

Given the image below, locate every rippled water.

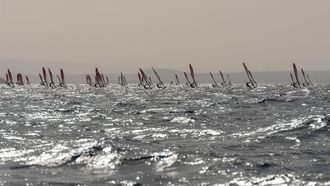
left=0, top=84, right=330, bottom=185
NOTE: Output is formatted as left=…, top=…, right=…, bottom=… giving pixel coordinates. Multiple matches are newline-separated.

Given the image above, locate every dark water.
left=0, top=84, right=330, bottom=185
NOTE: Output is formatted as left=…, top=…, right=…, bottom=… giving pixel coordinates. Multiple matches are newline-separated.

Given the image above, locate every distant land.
left=1, top=69, right=330, bottom=84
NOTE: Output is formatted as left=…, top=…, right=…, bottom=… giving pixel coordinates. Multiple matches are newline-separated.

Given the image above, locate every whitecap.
left=170, top=117, right=195, bottom=124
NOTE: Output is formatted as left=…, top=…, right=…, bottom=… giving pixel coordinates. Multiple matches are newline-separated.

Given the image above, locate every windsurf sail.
left=60, top=68, right=66, bottom=88
left=189, top=64, right=198, bottom=87
left=152, top=67, right=166, bottom=89
left=292, top=63, right=301, bottom=87
left=26, top=75, right=30, bottom=85
left=175, top=74, right=180, bottom=85
left=243, top=63, right=257, bottom=89
left=219, top=70, right=227, bottom=86
left=209, top=72, right=218, bottom=87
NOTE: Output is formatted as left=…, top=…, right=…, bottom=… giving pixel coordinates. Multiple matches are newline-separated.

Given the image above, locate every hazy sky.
left=1, top=0, right=329, bottom=74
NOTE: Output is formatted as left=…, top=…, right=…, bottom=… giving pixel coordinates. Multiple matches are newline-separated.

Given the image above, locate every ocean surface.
left=0, top=84, right=330, bottom=185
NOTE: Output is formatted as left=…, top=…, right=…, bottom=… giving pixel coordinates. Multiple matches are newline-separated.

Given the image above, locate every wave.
left=26, top=140, right=123, bottom=169
left=227, top=174, right=324, bottom=186
left=122, top=150, right=178, bottom=172
left=232, top=115, right=328, bottom=139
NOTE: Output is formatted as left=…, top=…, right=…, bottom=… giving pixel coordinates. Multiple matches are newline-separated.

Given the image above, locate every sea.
left=0, top=84, right=330, bottom=185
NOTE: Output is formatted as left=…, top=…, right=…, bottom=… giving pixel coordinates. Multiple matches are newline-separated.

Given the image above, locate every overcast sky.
left=0, top=0, right=329, bottom=74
